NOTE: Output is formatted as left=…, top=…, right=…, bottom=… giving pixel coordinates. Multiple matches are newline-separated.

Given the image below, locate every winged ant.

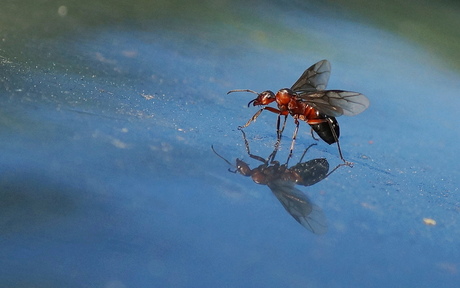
left=212, top=130, right=343, bottom=234
left=228, top=59, right=369, bottom=166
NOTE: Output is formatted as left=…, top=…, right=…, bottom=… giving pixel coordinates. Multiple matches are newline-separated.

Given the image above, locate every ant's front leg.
left=238, top=108, right=265, bottom=130
left=239, top=106, right=285, bottom=130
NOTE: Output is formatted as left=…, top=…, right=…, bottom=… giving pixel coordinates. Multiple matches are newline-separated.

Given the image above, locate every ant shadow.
left=212, top=130, right=344, bottom=234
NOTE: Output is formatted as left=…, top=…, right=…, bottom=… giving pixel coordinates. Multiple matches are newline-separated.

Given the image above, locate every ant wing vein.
left=268, top=180, right=327, bottom=234
left=291, top=59, right=331, bottom=92
left=297, top=90, right=370, bottom=117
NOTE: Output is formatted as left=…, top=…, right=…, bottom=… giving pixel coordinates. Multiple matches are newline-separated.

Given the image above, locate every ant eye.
left=261, top=91, right=275, bottom=99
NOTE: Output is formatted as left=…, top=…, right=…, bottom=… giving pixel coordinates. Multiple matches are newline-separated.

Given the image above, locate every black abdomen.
left=309, top=117, right=340, bottom=145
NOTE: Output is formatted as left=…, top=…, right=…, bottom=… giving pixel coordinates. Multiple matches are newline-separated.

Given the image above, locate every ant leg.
left=238, top=108, right=264, bottom=130
left=271, top=114, right=288, bottom=162
left=267, top=146, right=279, bottom=164
left=310, top=128, right=319, bottom=141
left=327, top=118, right=353, bottom=167
left=238, top=107, right=284, bottom=130
left=286, top=119, right=300, bottom=165
left=239, top=106, right=286, bottom=131
left=273, top=114, right=282, bottom=152
left=240, top=118, right=278, bottom=164
left=265, top=114, right=283, bottom=164
left=325, top=162, right=348, bottom=178
left=240, top=129, right=266, bottom=163
left=297, top=143, right=318, bottom=164
left=239, top=107, right=286, bottom=163
left=240, top=129, right=279, bottom=166
left=276, top=114, right=288, bottom=140
left=276, top=114, right=281, bottom=142
left=276, top=114, right=281, bottom=140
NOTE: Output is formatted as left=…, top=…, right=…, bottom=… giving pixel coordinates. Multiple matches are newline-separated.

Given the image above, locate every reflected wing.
left=292, top=158, right=329, bottom=186
left=296, top=90, right=370, bottom=117
left=291, top=60, right=331, bottom=92
left=268, top=180, right=327, bottom=234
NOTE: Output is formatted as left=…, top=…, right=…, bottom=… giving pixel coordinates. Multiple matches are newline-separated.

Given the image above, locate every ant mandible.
left=228, top=59, right=370, bottom=166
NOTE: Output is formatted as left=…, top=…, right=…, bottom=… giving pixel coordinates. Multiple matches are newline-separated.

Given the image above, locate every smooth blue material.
left=1, top=1, right=459, bottom=287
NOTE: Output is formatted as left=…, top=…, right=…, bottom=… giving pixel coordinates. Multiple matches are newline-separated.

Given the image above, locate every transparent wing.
left=296, top=90, right=370, bottom=117
left=291, top=158, right=329, bottom=186
left=268, top=180, right=327, bottom=234
left=291, top=59, right=331, bottom=92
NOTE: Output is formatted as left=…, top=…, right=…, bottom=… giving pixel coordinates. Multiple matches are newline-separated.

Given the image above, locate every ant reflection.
left=212, top=131, right=343, bottom=234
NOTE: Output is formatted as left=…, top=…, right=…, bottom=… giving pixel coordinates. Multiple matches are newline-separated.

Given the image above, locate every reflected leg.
left=297, top=143, right=318, bottom=164
left=240, top=129, right=266, bottom=163
left=286, top=119, right=300, bottom=165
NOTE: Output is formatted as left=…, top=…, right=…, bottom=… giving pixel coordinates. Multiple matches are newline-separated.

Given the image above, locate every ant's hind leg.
left=328, top=118, right=353, bottom=167
left=297, top=143, right=318, bottom=163
left=335, top=139, right=353, bottom=167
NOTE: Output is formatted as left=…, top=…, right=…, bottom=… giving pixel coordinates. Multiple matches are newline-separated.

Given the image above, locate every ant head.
left=236, top=159, right=252, bottom=176
left=248, top=90, right=276, bottom=106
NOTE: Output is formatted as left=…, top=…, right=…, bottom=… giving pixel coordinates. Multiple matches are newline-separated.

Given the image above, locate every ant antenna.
left=227, top=89, right=259, bottom=95
left=211, top=145, right=237, bottom=173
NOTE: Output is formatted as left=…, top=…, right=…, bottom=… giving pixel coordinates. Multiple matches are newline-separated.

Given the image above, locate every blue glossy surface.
left=1, top=1, right=459, bottom=287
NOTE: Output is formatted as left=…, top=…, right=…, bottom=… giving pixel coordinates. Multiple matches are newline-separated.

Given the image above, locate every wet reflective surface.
left=213, top=131, right=340, bottom=234
left=1, top=0, right=460, bottom=287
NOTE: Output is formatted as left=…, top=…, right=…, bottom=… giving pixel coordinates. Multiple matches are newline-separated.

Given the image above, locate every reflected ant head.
left=235, top=159, right=251, bottom=176
left=235, top=159, right=268, bottom=185
left=235, top=159, right=267, bottom=185
left=248, top=90, right=276, bottom=107
left=275, top=88, right=295, bottom=105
